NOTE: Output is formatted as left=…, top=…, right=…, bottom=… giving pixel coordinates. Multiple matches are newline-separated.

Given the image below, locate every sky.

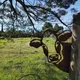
left=0, top=0, right=80, bottom=31
left=30, top=0, right=80, bottom=30
left=62, top=0, right=80, bottom=22
left=59, top=0, right=80, bottom=29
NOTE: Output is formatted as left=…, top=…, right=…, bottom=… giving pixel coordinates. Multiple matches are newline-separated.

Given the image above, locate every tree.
left=54, top=23, right=63, bottom=32
left=70, top=13, right=80, bottom=80
left=0, top=0, right=79, bottom=80
left=42, top=22, right=53, bottom=31
left=42, top=22, right=53, bottom=37
left=1, top=23, right=3, bottom=32
left=0, top=0, right=77, bottom=30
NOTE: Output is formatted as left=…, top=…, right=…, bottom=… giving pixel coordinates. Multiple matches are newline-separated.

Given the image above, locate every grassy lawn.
left=0, top=38, right=68, bottom=80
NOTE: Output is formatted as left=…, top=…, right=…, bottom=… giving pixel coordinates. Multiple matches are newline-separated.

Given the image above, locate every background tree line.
left=0, top=22, right=63, bottom=38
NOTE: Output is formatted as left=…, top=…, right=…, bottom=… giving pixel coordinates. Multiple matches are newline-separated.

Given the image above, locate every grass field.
left=0, top=38, right=68, bottom=80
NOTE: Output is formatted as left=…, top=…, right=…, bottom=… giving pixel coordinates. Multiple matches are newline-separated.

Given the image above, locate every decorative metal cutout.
left=30, top=28, right=72, bottom=73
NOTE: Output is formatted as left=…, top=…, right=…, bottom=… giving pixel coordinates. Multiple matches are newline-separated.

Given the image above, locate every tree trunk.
left=1, top=23, right=3, bottom=32
left=70, top=13, right=80, bottom=80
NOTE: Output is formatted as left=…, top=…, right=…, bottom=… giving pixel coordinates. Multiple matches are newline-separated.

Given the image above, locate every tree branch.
left=28, top=10, right=45, bottom=21
left=16, top=0, right=70, bottom=29
left=25, top=5, right=70, bottom=29
left=0, top=0, right=7, bottom=5
left=0, top=0, right=71, bottom=30
left=17, top=0, right=39, bottom=32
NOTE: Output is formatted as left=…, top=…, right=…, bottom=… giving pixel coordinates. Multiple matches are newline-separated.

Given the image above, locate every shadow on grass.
left=18, top=73, right=42, bottom=80
left=18, top=62, right=68, bottom=80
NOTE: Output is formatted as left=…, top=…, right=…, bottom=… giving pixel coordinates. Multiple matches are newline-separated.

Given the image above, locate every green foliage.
left=54, top=23, right=63, bottom=32
left=55, top=0, right=77, bottom=9
left=42, top=22, right=53, bottom=31
left=0, top=28, right=35, bottom=38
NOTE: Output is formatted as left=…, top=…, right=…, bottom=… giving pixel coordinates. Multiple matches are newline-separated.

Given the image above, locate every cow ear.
left=42, top=44, right=48, bottom=58
left=30, top=39, right=42, bottom=48
left=58, top=31, right=72, bottom=41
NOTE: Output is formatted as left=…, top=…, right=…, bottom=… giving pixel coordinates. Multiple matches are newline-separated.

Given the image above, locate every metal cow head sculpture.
left=30, top=28, right=72, bottom=73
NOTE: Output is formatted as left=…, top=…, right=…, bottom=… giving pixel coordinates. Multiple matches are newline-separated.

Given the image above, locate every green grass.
left=0, top=38, right=68, bottom=80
